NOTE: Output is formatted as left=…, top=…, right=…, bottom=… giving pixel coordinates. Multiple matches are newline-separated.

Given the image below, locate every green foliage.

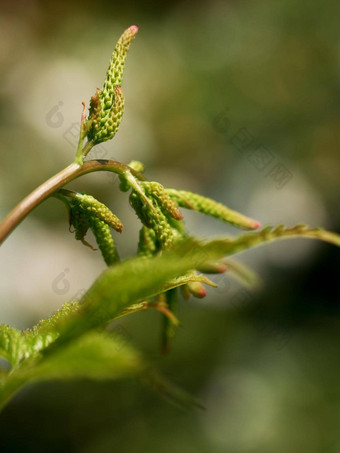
left=0, top=325, right=22, bottom=367
left=0, top=25, right=339, bottom=413
left=1, top=226, right=339, bottom=410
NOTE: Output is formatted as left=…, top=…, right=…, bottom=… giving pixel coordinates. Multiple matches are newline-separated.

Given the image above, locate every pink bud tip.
left=190, top=286, right=207, bottom=299
left=130, top=25, right=139, bottom=33
left=197, top=288, right=207, bottom=298
left=247, top=219, right=261, bottom=229
left=216, top=263, right=227, bottom=274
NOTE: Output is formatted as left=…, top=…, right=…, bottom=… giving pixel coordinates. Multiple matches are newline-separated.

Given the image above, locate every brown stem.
left=0, top=159, right=146, bottom=245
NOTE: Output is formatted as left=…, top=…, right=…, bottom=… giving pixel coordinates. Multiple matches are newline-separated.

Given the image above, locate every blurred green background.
left=0, top=0, right=339, bottom=451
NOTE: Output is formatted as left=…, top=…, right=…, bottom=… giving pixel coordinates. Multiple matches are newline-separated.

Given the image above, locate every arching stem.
left=0, top=159, right=146, bottom=245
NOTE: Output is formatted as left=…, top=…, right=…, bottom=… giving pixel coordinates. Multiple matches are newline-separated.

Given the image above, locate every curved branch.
left=0, top=159, right=146, bottom=245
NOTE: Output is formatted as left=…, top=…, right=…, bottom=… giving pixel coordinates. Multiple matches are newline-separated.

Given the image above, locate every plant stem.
left=161, top=288, right=178, bottom=354
left=74, top=140, right=94, bottom=165
left=0, top=159, right=146, bottom=245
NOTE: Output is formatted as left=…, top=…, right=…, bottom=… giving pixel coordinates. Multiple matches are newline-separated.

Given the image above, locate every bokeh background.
left=0, top=0, right=339, bottom=451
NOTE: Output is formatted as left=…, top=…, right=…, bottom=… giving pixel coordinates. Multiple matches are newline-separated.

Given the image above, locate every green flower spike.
left=87, top=25, right=138, bottom=144
left=72, top=193, right=123, bottom=233
left=89, top=217, right=120, bottom=266
left=142, top=182, right=183, bottom=221
left=129, top=191, right=174, bottom=249
left=166, top=189, right=260, bottom=230
left=161, top=289, right=178, bottom=354
left=103, top=25, right=139, bottom=93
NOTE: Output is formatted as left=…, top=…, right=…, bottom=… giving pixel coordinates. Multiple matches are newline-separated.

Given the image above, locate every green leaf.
left=44, top=224, right=339, bottom=351
left=21, top=301, right=81, bottom=357
left=208, top=224, right=340, bottom=255
left=0, top=331, right=199, bottom=412
left=0, top=325, right=23, bottom=366
left=163, top=273, right=218, bottom=292
left=0, top=223, right=338, bottom=411
left=28, top=331, right=142, bottom=381
left=0, top=331, right=142, bottom=411
left=0, top=302, right=81, bottom=367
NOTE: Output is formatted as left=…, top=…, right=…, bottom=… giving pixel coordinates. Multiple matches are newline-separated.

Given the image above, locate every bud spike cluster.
left=127, top=179, right=245, bottom=303
left=66, top=25, right=263, bottom=351
left=65, top=191, right=121, bottom=265
left=48, top=25, right=339, bottom=356
left=130, top=191, right=174, bottom=249
left=129, top=179, right=186, bottom=251
left=87, top=25, right=138, bottom=144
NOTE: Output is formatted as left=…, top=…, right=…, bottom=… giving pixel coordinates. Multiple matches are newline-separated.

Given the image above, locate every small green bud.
left=128, top=160, right=145, bottom=173
left=89, top=217, right=119, bottom=266
left=187, top=281, right=207, bottom=299
left=167, top=189, right=260, bottom=230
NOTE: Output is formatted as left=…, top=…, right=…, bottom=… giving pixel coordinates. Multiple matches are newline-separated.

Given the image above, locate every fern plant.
left=0, top=25, right=339, bottom=411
